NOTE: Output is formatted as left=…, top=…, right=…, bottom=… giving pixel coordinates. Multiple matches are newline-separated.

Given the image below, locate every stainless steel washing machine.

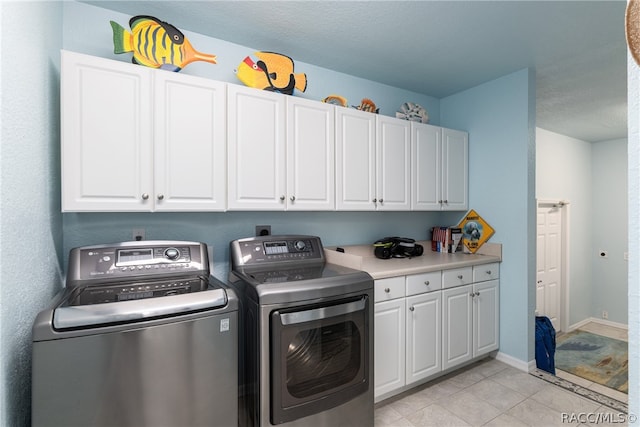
left=228, top=235, right=374, bottom=427
left=32, top=240, right=239, bottom=427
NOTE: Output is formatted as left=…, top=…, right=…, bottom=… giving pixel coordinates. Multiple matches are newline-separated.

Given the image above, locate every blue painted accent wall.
left=0, top=2, right=64, bottom=425
left=440, top=69, right=536, bottom=362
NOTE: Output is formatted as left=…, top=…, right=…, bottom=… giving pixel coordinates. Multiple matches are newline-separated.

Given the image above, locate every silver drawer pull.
left=457, top=275, right=463, bottom=279
left=469, top=292, right=475, bottom=297
left=409, top=306, right=415, bottom=312
left=384, top=288, right=390, bottom=293
left=486, top=270, right=492, bottom=275
left=424, top=281, right=430, bottom=286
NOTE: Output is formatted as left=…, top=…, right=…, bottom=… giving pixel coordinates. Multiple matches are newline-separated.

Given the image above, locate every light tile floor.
left=374, top=358, right=627, bottom=426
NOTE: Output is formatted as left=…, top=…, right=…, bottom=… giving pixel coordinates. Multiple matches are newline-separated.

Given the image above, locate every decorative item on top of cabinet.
left=457, top=209, right=495, bottom=253
left=396, top=102, right=429, bottom=123
left=234, top=51, right=307, bottom=95
left=110, top=16, right=217, bottom=71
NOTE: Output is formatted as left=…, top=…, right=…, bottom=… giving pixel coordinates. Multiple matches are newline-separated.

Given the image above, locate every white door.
left=376, top=116, right=411, bottom=210
left=227, top=85, right=286, bottom=210
left=441, top=128, right=468, bottom=211
left=374, top=299, right=405, bottom=398
left=61, top=50, right=153, bottom=211
left=336, top=108, right=376, bottom=210
left=411, top=123, right=441, bottom=210
left=286, top=97, right=335, bottom=210
left=406, top=292, right=441, bottom=384
left=536, top=203, right=563, bottom=330
left=154, top=72, right=226, bottom=211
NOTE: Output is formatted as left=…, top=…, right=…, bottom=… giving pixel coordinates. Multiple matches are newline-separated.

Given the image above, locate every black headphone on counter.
left=373, top=237, right=424, bottom=259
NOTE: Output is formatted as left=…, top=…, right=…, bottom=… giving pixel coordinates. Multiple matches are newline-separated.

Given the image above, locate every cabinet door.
left=227, top=85, right=286, bottom=210
left=474, top=279, right=499, bottom=357
left=442, top=285, right=473, bottom=370
left=374, top=299, right=405, bottom=398
left=441, top=128, right=468, bottom=211
left=154, top=72, right=226, bottom=211
left=286, top=97, right=335, bottom=210
left=61, top=50, right=153, bottom=211
left=336, top=108, right=376, bottom=210
left=411, top=123, right=441, bottom=210
left=406, top=292, right=441, bottom=384
left=376, top=116, right=411, bottom=211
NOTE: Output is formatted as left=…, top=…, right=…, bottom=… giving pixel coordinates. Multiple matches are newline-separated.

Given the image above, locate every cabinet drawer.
left=375, top=277, right=405, bottom=302
left=406, top=271, right=442, bottom=296
left=473, top=263, right=500, bottom=282
left=442, top=267, right=473, bottom=289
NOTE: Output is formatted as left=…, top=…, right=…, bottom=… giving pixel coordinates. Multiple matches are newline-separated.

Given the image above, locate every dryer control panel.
left=230, top=235, right=324, bottom=268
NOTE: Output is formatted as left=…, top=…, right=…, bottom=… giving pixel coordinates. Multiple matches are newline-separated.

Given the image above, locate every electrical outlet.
left=255, top=225, right=271, bottom=236
left=132, top=228, right=145, bottom=241
left=602, top=310, right=608, bottom=320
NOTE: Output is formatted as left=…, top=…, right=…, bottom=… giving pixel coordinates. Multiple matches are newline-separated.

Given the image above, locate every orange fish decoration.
left=110, top=15, right=217, bottom=72
left=235, top=51, right=307, bottom=95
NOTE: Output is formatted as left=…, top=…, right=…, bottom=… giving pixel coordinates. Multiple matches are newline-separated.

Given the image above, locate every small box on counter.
left=430, top=226, right=463, bottom=253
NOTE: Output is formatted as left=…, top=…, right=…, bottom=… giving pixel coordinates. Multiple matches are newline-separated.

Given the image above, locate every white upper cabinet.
left=227, top=85, right=286, bottom=210
left=154, top=72, right=226, bottom=211
left=411, top=123, right=441, bottom=210
left=61, top=50, right=153, bottom=211
left=336, top=108, right=377, bottom=210
left=441, top=128, right=469, bottom=211
left=411, top=123, right=468, bottom=211
left=227, top=86, right=335, bottom=211
left=286, top=97, right=335, bottom=210
left=61, top=50, right=227, bottom=212
left=376, top=116, right=411, bottom=211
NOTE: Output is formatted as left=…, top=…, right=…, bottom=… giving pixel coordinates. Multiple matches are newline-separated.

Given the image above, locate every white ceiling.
left=85, top=0, right=628, bottom=143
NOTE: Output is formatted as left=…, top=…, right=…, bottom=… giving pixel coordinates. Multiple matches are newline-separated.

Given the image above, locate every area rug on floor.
left=555, top=329, right=628, bottom=394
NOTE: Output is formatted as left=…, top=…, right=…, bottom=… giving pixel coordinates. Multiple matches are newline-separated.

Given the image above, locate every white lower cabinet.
left=374, top=263, right=499, bottom=401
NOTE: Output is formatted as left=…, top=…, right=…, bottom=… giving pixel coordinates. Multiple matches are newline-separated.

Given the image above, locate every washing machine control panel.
left=66, top=241, right=209, bottom=288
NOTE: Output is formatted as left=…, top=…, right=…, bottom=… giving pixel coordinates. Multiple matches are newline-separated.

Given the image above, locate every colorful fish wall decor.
left=235, top=51, right=307, bottom=95
left=110, top=15, right=217, bottom=72
left=353, top=98, right=379, bottom=114
left=322, top=95, right=348, bottom=107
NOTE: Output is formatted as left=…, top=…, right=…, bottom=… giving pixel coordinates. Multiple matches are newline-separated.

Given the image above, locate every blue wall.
left=440, top=69, right=536, bottom=363
left=0, top=2, right=64, bottom=425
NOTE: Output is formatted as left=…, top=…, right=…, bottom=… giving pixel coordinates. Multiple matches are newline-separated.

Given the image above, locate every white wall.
left=0, top=2, right=64, bottom=425
left=536, top=128, right=593, bottom=325
left=536, top=129, right=628, bottom=326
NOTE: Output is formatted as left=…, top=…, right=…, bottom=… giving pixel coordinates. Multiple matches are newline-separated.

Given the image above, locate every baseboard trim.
left=495, top=351, right=533, bottom=372
left=569, top=317, right=628, bottom=332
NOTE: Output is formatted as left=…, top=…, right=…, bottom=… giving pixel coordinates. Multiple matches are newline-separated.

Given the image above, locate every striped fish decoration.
left=110, top=15, right=216, bottom=72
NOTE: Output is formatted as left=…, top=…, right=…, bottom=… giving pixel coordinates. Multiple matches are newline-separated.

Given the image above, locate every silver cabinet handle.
left=290, top=195, right=296, bottom=202
left=384, top=288, right=390, bottom=293
left=424, top=281, right=430, bottom=286
left=458, top=275, right=463, bottom=279
left=379, top=198, right=384, bottom=203
left=438, top=200, right=443, bottom=204
left=372, top=198, right=377, bottom=203
left=469, top=292, right=475, bottom=297
left=486, top=270, right=492, bottom=275
left=409, top=306, right=415, bottom=312
left=141, top=193, right=149, bottom=200
left=475, top=291, right=480, bottom=296
left=157, top=194, right=164, bottom=200
left=280, top=195, right=285, bottom=201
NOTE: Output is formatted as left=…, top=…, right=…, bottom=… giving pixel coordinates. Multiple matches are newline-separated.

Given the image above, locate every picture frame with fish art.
left=235, top=51, right=307, bottom=95
left=110, top=15, right=217, bottom=72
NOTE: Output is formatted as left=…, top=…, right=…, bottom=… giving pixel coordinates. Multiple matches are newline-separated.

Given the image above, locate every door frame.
left=536, top=199, right=570, bottom=333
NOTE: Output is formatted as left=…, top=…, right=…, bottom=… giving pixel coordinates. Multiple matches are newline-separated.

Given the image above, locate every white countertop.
left=324, top=241, right=502, bottom=279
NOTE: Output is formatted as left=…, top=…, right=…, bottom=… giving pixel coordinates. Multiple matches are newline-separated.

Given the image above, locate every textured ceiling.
left=85, top=0, right=628, bottom=143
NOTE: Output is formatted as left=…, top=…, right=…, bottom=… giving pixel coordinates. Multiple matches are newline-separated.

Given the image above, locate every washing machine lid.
left=52, top=282, right=228, bottom=330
